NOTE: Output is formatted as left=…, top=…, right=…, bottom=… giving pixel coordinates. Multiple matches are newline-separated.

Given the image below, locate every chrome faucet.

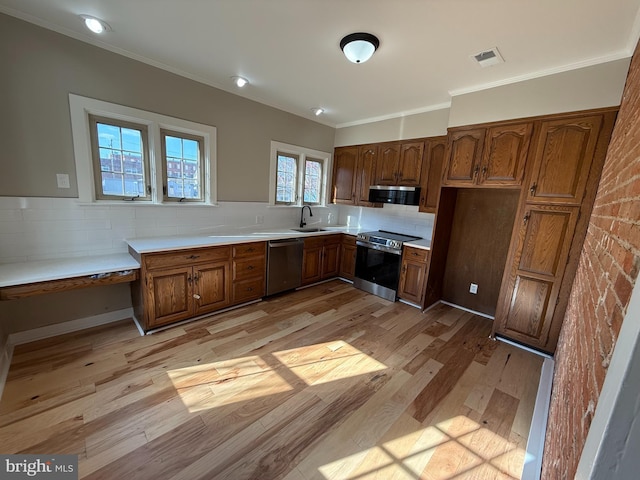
left=300, top=205, right=313, bottom=228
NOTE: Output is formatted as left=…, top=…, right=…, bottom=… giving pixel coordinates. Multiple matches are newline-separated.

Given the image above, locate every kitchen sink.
left=290, top=227, right=326, bottom=232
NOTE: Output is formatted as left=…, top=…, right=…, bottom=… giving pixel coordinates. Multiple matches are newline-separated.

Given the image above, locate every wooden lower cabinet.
left=493, top=204, right=579, bottom=351
left=339, top=235, right=357, bottom=280
left=302, top=235, right=341, bottom=285
left=232, top=242, right=266, bottom=303
left=398, top=246, right=430, bottom=305
left=134, top=245, right=238, bottom=331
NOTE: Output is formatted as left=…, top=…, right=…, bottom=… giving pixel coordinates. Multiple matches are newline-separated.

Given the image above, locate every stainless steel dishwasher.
left=266, top=238, right=304, bottom=296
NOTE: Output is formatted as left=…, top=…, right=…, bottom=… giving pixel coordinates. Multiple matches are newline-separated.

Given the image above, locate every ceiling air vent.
left=471, top=47, right=504, bottom=67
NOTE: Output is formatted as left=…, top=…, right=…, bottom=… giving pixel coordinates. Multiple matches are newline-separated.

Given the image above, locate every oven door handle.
left=356, top=240, right=402, bottom=255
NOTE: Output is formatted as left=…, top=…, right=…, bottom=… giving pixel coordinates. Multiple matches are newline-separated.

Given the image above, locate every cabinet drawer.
left=342, top=234, right=357, bottom=246
left=233, top=278, right=265, bottom=303
left=403, top=246, right=430, bottom=263
left=233, top=242, right=266, bottom=258
left=143, top=246, right=230, bottom=270
left=233, top=256, right=266, bottom=281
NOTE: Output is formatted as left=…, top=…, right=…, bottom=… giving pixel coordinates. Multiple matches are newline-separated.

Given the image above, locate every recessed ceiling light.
left=80, top=15, right=111, bottom=34
left=232, top=76, right=249, bottom=88
left=311, top=108, right=324, bottom=116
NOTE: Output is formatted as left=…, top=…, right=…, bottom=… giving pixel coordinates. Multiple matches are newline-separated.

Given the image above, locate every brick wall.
left=542, top=41, right=640, bottom=478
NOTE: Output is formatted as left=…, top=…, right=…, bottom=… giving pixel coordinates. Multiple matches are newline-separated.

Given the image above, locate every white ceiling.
left=2, top=0, right=640, bottom=128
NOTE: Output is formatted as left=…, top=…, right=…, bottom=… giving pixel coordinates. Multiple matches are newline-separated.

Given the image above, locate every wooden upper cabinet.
left=480, top=122, right=533, bottom=186
left=332, top=146, right=358, bottom=204
left=527, top=115, right=603, bottom=205
left=493, top=204, right=579, bottom=351
left=397, top=141, right=424, bottom=186
left=419, top=136, right=447, bottom=213
left=443, top=128, right=486, bottom=186
left=355, top=144, right=379, bottom=205
left=375, top=141, right=423, bottom=186
left=375, top=142, right=401, bottom=185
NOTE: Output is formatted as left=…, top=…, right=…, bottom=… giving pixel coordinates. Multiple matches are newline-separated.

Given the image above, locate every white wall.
left=448, top=59, right=630, bottom=127
left=334, top=108, right=450, bottom=146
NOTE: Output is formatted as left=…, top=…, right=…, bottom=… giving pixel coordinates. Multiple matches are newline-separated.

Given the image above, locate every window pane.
left=276, top=153, right=298, bottom=203
left=164, top=134, right=203, bottom=200
left=303, top=159, right=322, bottom=204
left=94, top=121, right=146, bottom=198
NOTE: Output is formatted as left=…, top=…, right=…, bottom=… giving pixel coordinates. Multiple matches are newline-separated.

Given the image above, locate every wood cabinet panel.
left=144, top=246, right=230, bottom=270
left=232, top=242, right=266, bottom=258
left=193, top=262, right=230, bottom=315
left=301, top=246, right=322, bottom=285
left=399, top=246, right=430, bottom=305
left=146, top=266, right=192, bottom=328
left=481, top=122, right=532, bottom=186
left=339, top=235, right=357, bottom=280
left=375, top=142, right=401, bottom=185
left=322, top=242, right=341, bottom=278
left=494, top=204, right=579, bottom=350
left=302, top=235, right=341, bottom=285
left=332, top=146, right=358, bottom=204
left=233, top=278, right=265, bottom=304
left=355, top=145, right=379, bottom=205
left=232, top=256, right=266, bottom=281
left=443, top=129, right=485, bottom=185
left=419, top=137, right=447, bottom=213
left=397, top=141, right=424, bottom=186
left=527, top=115, right=603, bottom=204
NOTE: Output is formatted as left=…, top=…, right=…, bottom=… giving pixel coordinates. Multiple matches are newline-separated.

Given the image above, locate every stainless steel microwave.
left=368, top=185, right=421, bottom=206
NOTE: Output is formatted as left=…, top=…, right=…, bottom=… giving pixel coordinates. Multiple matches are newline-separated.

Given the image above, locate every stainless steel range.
left=354, top=230, right=422, bottom=301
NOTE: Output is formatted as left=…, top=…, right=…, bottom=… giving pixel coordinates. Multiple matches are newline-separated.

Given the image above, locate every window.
left=161, top=130, right=204, bottom=202
left=89, top=116, right=150, bottom=200
left=269, top=141, right=331, bottom=207
left=70, top=94, right=216, bottom=205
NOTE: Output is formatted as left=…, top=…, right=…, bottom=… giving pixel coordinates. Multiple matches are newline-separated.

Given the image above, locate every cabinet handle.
left=193, top=294, right=201, bottom=300
left=193, top=274, right=200, bottom=282
left=187, top=275, right=192, bottom=283
left=247, top=247, right=254, bottom=252
left=247, top=287, right=253, bottom=292
left=529, top=183, right=537, bottom=195
left=187, top=254, right=200, bottom=260
left=482, top=165, right=487, bottom=175
left=473, top=165, right=480, bottom=178
left=412, top=252, right=419, bottom=256
left=523, top=213, right=531, bottom=224
left=247, top=265, right=254, bottom=270
left=402, top=265, right=407, bottom=273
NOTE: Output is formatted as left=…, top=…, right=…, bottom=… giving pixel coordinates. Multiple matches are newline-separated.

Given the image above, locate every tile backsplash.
left=0, top=197, right=434, bottom=263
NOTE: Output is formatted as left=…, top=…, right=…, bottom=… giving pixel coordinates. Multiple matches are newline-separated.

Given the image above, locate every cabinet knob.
left=193, top=294, right=201, bottom=300
left=482, top=165, right=487, bottom=175
left=473, top=165, right=480, bottom=177
left=523, top=213, right=531, bottom=224
left=529, top=183, right=537, bottom=195
left=247, top=265, right=254, bottom=270
left=187, top=254, right=200, bottom=260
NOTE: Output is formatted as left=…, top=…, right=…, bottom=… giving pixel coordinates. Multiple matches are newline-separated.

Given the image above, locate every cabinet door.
left=527, top=115, right=603, bottom=204
left=146, top=266, right=193, bottom=328
left=375, top=142, right=401, bottom=185
left=419, top=137, right=447, bottom=213
left=322, top=242, right=341, bottom=279
left=480, top=122, right=532, bottom=186
left=193, top=262, right=230, bottom=315
left=397, top=141, right=424, bottom=186
left=494, top=204, right=579, bottom=351
left=339, top=243, right=357, bottom=280
left=355, top=144, right=379, bottom=205
left=332, top=146, right=358, bottom=204
left=443, top=128, right=486, bottom=186
left=398, top=259, right=428, bottom=305
left=302, top=246, right=322, bottom=285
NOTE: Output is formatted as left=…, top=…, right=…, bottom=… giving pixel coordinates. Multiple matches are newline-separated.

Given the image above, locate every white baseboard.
left=440, top=300, right=495, bottom=320
left=8, top=308, right=134, bottom=346
left=522, top=357, right=555, bottom=480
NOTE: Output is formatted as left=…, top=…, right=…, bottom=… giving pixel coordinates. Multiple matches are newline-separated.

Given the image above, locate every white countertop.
left=0, top=253, right=140, bottom=288
left=126, top=226, right=363, bottom=254
left=1, top=225, right=431, bottom=288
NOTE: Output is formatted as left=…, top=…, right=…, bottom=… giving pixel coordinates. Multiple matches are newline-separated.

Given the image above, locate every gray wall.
left=0, top=14, right=335, bottom=201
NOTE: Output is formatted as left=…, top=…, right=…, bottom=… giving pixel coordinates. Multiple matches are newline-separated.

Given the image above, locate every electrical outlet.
left=56, top=173, right=70, bottom=189
left=255, top=215, right=264, bottom=224
left=469, top=283, right=478, bottom=294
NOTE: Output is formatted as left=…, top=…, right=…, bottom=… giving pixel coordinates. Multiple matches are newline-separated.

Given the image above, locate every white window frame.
left=269, top=141, right=331, bottom=207
left=69, top=94, right=217, bottom=205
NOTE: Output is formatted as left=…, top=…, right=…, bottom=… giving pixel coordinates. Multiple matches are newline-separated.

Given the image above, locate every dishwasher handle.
left=268, top=238, right=304, bottom=248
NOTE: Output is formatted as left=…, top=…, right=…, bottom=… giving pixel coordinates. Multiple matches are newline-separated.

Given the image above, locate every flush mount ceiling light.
left=232, top=76, right=249, bottom=88
left=311, top=107, right=324, bottom=116
left=340, top=32, right=380, bottom=64
left=80, top=15, right=111, bottom=34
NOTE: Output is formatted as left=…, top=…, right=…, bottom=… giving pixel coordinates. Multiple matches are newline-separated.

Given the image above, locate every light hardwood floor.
left=0, top=280, right=543, bottom=479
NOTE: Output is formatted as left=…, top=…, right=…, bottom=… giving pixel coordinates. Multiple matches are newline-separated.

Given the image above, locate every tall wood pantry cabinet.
left=493, top=110, right=617, bottom=352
